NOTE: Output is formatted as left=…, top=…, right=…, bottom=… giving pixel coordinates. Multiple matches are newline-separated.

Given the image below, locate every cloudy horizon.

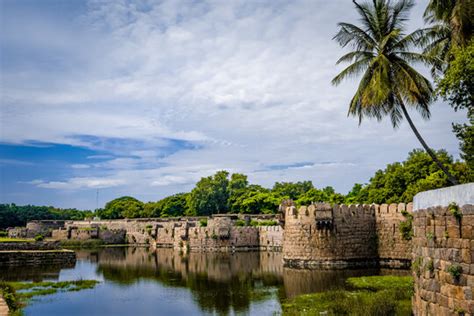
left=0, top=0, right=467, bottom=210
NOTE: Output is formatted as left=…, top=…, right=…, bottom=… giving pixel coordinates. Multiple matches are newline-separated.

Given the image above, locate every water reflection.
left=0, top=248, right=410, bottom=315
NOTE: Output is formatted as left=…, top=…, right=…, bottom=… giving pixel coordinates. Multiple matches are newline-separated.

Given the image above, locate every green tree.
left=232, top=188, right=281, bottom=214
left=100, top=196, right=144, bottom=219
left=436, top=42, right=474, bottom=178
left=156, top=193, right=189, bottom=217
left=228, top=173, right=249, bottom=212
left=332, top=0, right=458, bottom=185
left=295, top=186, right=345, bottom=205
left=347, top=149, right=469, bottom=204
left=271, top=181, right=314, bottom=200
left=188, top=171, right=231, bottom=216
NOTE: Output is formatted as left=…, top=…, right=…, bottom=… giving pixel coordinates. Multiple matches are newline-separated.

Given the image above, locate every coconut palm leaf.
left=333, top=0, right=458, bottom=184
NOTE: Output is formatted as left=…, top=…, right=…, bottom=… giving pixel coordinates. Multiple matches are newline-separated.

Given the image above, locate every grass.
left=282, top=275, right=413, bottom=316
left=0, top=280, right=99, bottom=314
left=59, top=239, right=105, bottom=248
left=0, top=238, right=33, bottom=243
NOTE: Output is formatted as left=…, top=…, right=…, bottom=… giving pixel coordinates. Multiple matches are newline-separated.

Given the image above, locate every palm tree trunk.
left=400, top=103, right=458, bottom=185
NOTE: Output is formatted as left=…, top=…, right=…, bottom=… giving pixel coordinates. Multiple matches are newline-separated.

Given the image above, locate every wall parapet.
left=282, top=201, right=413, bottom=268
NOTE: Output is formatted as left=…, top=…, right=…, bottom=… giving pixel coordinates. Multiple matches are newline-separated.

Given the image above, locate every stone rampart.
left=376, top=203, right=413, bottom=268
left=282, top=202, right=413, bottom=268
left=412, top=184, right=474, bottom=315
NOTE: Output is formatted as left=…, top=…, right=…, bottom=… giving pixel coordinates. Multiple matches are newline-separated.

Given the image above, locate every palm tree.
left=424, top=0, right=473, bottom=46
left=332, top=0, right=458, bottom=185
left=419, top=0, right=473, bottom=75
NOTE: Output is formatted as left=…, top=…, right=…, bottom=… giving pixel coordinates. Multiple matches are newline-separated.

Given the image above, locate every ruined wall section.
left=375, top=203, right=413, bottom=268
left=52, top=215, right=282, bottom=251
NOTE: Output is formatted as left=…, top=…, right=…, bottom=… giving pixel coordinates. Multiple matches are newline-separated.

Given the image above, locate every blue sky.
left=0, top=0, right=468, bottom=209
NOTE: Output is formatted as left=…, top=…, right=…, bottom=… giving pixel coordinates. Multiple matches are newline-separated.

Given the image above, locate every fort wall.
left=412, top=183, right=474, bottom=316
left=282, top=202, right=413, bottom=268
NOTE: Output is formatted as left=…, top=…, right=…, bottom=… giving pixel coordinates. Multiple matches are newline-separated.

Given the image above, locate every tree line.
left=95, top=149, right=470, bottom=219
left=0, top=205, right=93, bottom=230
left=0, top=149, right=470, bottom=226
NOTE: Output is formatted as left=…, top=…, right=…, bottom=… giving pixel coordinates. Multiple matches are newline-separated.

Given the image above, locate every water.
left=0, top=248, right=408, bottom=315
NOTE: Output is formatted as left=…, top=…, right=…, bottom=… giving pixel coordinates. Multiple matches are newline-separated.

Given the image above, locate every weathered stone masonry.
left=412, top=183, right=474, bottom=316
left=282, top=202, right=413, bottom=268
left=47, top=214, right=283, bottom=252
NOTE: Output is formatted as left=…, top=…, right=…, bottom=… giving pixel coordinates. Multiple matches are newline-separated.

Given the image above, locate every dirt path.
left=0, top=295, right=8, bottom=316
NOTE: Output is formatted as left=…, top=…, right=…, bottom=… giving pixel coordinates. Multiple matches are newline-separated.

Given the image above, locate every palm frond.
left=332, top=57, right=373, bottom=86
left=336, top=51, right=375, bottom=64
left=333, top=22, right=377, bottom=50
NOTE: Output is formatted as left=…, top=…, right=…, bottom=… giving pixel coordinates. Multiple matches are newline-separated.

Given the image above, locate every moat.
left=0, top=247, right=409, bottom=315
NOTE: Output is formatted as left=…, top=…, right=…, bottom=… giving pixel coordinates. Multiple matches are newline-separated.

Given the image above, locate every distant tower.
left=96, top=189, right=99, bottom=210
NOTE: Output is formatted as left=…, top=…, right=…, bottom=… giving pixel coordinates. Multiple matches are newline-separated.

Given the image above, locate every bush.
left=399, top=212, right=413, bottom=241
left=0, top=282, right=21, bottom=311
left=448, top=202, right=463, bottom=220
left=235, top=219, right=246, bottom=226
left=34, top=234, right=44, bottom=242
left=199, top=218, right=208, bottom=227
left=448, top=264, right=463, bottom=280
left=0, top=231, right=7, bottom=237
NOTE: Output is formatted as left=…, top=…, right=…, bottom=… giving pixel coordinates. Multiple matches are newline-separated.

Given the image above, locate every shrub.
left=426, top=259, right=434, bottom=273
left=448, top=264, right=463, bottom=280
left=426, top=232, right=434, bottom=241
left=199, top=219, right=208, bottom=227
left=0, top=282, right=20, bottom=311
left=249, top=220, right=259, bottom=227
left=412, top=257, right=423, bottom=277
left=235, top=219, right=246, bottom=226
left=0, top=231, right=8, bottom=237
left=448, top=202, right=463, bottom=220
left=399, top=219, right=413, bottom=241
left=34, top=234, right=44, bottom=242
left=258, top=220, right=278, bottom=226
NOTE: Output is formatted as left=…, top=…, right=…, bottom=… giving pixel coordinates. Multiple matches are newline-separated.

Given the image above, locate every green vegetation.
left=448, top=202, right=463, bottom=220
left=399, top=210, right=414, bottom=241
left=96, top=149, right=468, bottom=218
left=448, top=264, right=463, bottom=280
left=199, top=218, right=208, bottom=227
left=0, top=204, right=93, bottom=230
left=0, top=238, right=33, bottom=243
left=60, top=239, right=106, bottom=248
left=0, top=280, right=99, bottom=314
left=234, top=219, right=246, bottom=226
left=412, top=257, right=423, bottom=277
left=282, top=275, right=413, bottom=316
left=332, top=0, right=459, bottom=185
left=345, top=150, right=469, bottom=204
left=34, top=234, right=44, bottom=242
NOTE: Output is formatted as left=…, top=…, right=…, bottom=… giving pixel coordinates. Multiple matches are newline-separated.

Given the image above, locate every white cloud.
left=31, top=178, right=125, bottom=190
left=1, top=0, right=468, bottom=208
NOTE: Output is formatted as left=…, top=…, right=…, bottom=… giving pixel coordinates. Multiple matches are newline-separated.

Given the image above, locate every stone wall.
left=282, top=202, right=412, bottom=268
left=0, top=250, right=76, bottom=266
left=412, top=183, right=474, bottom=316
left=0, top=241, right=61, bottom=251
left=376, top=203, right=413, bottom=268
left=51, top=215, right=282, bottom=251
left=25, top=220, right=65, bottom=238
left=283, top=203, right=379, bottom=268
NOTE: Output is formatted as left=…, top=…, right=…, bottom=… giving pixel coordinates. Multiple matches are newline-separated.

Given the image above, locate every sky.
left=0, top=0, right=468, bottom=210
